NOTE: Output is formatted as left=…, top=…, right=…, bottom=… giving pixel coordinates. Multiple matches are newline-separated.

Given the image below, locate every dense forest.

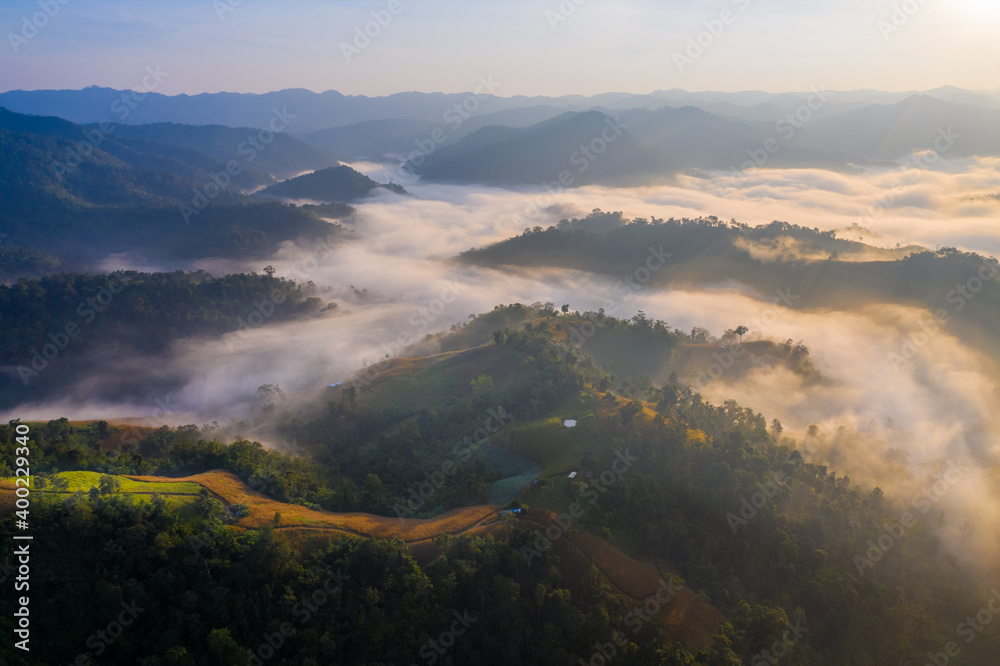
left=2, top=308, right=997, bottom=664
left=0, top=270, right=328, bottom=408
left=460, top=210, right=1000, bottom=361
left=0, top=244, right=61, bottom=282
left=0, top=109, right=352, bottom=271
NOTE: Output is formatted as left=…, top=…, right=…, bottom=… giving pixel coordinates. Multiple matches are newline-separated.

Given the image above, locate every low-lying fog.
left=8, top=156, right=1000, bottom=574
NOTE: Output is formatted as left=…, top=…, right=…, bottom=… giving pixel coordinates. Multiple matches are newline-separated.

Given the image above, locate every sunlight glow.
left=955, top=0, right=1000, bottom=19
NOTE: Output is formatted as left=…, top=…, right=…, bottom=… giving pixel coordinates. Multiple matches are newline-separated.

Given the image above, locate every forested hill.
left=460, top=210, right=1000, bottom=358
left=0, top=270, right=326, bottom=409
left=0, top=109, right=351, bottom=273
left=2, top=306, right=997, bottom=664
left=108, top=121, right=339, bottom=181
left=257, top=164, right=408, bottom=203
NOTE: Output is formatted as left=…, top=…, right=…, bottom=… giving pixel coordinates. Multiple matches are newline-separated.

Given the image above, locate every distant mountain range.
left=409, top=106, right=868, bottom=186
left=407, top=93, right=1000, bottom=186
left=300, top=106, right=567, bottom=158
left=783, top=94, right=1000, bottom=160
left=1, top=84, right=997, bottom=133
left=1, top=86, right=997, bottom=191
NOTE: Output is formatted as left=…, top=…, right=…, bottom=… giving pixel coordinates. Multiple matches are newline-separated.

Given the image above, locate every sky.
left=1, top=0, right=998, bottom=97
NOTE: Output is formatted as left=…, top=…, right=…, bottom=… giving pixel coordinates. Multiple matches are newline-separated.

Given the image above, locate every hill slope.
left=3, top=312, right=1000, bottom=663
left=788, top=95, right=1000, bottom=159
left=258, top=164, right=407, bottom=202
left=412, top=108, right=860, bottom=186
left=460, top=211, right=1000, bottom=361
left=412, top=110, right=663, bottom=186
left=0, top=109, right=348, bottom=268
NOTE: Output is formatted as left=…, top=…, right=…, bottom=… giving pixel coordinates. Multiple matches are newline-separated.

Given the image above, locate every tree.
left=195, top=488, right=223, bottom=519
left=206, top=628, right=242, bottom=665
left=561, top=304, right=570, bottom=314
left=256, top=384, right=286, bottom=413
left=98, top=474, right=121, bottom=495
left=690, top=327, right=712, bottom=343
left=871, top=487, right=884, bottom=505
left=91, top=420, right=112, bottom=439
left=706, top=632, right=742, bottom=666
left=470, top=374, right=494, bottom=399
left=734, top=325, right=749, bottom=343
left=364, top=473, right=383, bottom=496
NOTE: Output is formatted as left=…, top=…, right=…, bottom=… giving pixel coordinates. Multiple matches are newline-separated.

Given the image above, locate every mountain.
left=0, top=117, right=215, bottom=211
left=459, top=210, right=1000, bottom=363
left=109, top=122, right=339, bottom=180
left=923, top=85, right=1000, bottom=109
left=0, top=86, right=521, bottom=133
left=3, top=85, right=998, bottom=135
left=411, top=107, right=862, bottom=186
left=297, top=106, right=568, bottom=159
left=0, top=109, right=347, bottom=267
left=787, top=95, right=1000, bottom=160
left=0, top=107, right=338, bottom=186
left=412, top=110, right=664, bottom=186
left=300, top=118, right=441, bottom=158
left=0, top=106, right=267, bottom=193
left=4, top=305, right=999, bottom=664
left=621, top=105, right=859, bottom=172
left=0, top=271, right=326, bottom=408
left=257, top=165, right=408, bottom=202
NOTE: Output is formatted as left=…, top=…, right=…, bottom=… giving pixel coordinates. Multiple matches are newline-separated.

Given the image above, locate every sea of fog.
left=8, top=158, right=1000, bottom=573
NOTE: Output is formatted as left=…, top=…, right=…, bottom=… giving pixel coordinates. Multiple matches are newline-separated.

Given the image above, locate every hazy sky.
left=1, top=0, right=998, bottom=96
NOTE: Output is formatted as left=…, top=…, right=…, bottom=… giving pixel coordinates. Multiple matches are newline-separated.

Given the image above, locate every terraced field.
left=123, top=470, right=502, bottom=541
left=1, top=467, right=723, bottom=652
left=0, top=471, right=204, bottom=513
left=1, top=384, right=725, bottom=649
